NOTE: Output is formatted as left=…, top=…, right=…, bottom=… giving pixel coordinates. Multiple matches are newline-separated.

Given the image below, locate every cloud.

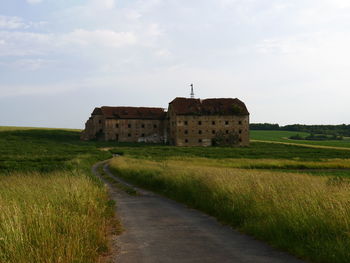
left=0, top=29, right=137, bottom=57
left=63, top=29, right=137, bottom=48
left=0, top=16, right=27, bottom=29
left=26, top=0, right=43, bottom=4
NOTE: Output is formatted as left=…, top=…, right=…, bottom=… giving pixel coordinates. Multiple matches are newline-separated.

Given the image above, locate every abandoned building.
left=81, top=97, right=250, bottom=146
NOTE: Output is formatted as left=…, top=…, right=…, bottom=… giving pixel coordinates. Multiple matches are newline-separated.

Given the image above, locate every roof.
left=92, top=106, right=166, bottom=120
left=169, top=97, right=249, bottom=116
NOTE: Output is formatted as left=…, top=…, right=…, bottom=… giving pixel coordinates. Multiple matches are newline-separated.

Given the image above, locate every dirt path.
left=93, top=162, right=304, bottom=263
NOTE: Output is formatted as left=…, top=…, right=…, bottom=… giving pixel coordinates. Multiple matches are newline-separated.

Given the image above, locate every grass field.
left=251, top=130, right=350, bottom=148
left=109, top=157, right=350, bottom=263
left=2, top=126, right=350, bottom=262
left=0, top=127, right=119, bottom=263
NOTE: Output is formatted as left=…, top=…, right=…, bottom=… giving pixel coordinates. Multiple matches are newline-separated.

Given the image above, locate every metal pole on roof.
left=190, top=84, right=195, bottom=98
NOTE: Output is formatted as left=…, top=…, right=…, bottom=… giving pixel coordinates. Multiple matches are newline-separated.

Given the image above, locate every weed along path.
left=93, top=162, right=304, bottom=263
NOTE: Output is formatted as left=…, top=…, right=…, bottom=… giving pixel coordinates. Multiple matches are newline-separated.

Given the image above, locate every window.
left=185, top=139, right=189, bottom=143
left=184, top=121, right=188, bottom=125
left=141, top=124, right=145, bottom=128
left=141, top=133, right=145, bottom=137
left=128, top=124, right=131, bottom=128
left=239, top=121, right=242, bottom=125
left=226, top=130, right=229, bottom=134
left=198, top=130, right=202, bottom=134
left=212, top=121, right=216, bottom=125
left=239, top=130, right=242, bottom=134
left=184, top=130, right=188, bottom=135
left=128, top=133, right=131, bottom=137
left=115, top=124, right=119, bottom=128
left=225, top=121, right=229, bottom=125
left=198, top=121, right=202, bottom=125
left=212, top=130, right=216, bottom=134
left=99, top=120, right=102, bottom=124
left=239, top=138, right=242, bottom=142
left=99, top=129, right=103, bottom=133
left=154, top=124, right=157, bottom=128
left=198, top=139, right=202, bottom=143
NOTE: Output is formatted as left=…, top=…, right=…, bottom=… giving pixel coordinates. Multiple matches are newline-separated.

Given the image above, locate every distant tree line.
left=250, top=123, right=350, bottom=137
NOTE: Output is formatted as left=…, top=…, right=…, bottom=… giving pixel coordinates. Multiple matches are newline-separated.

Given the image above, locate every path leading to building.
left=92, top=162, right=304, bottom=263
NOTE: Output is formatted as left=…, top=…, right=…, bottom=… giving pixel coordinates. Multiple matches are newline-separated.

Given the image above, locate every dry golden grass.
left=110, top=157, right=350, bottom=263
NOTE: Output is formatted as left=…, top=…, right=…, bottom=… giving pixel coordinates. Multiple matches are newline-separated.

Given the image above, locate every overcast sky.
left=0, top=0, right=349, bottom=128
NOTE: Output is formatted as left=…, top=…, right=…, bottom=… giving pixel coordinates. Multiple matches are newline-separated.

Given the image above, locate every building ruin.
left=81, top=97, right=250, bottom=146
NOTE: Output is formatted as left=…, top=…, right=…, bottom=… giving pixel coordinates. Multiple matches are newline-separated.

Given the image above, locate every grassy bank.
left=0, top=173, right=115, bottom=263
left=0, top=127, right=119, bottom=263
left=109, top=157, right=350, bottom=263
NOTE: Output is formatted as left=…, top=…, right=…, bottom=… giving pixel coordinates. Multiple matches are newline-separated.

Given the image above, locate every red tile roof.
left=169, top=97, right=249, bottom=116
left=93, top=106, right=166, bottom=120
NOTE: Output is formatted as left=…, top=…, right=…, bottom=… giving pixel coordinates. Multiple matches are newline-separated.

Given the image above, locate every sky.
left=0, top=0, right=350, bottom=128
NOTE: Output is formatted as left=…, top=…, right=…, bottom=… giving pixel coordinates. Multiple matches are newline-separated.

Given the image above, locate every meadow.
left=109, top=157, right=350, bottom=263
left=2, top=127, right=350, bottom=263
left=251, top=130, right=350, bottom=148
left=0, top=127, right=119, bottom=263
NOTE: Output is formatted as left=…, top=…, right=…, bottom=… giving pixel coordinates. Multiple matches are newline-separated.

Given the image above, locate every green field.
left=2, top=127, right=350, bottom=263
left=0, top=127, right=118, bottom=263
left=250, top=130, right=350, bottom=148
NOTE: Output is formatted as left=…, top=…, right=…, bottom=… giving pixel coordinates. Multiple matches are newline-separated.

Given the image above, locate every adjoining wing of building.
left=81, top=97, right=250, bottom=146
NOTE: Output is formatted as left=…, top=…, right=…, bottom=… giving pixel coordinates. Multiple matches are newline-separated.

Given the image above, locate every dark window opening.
left=154, top=124, right=157, bottom=128
left=212, top=130, right=216, bottom=134
left=212, top=121, right=216, bottom=125
left=198, top=121, right=202, bottom=125
left=99, top=120, right=102, bottom=124
left=115, top=124, right=119, bottom=128
left=198, top=139, right=202, bottom=143
left=184, top=121, right=188, bottom=125
left=239, top=121, right=242, bottom=125
left=128, top=133, right=131, bottom=137
left=185, top=139, right=189, bottom=143
left=226, top=130, right=229, bottom=134
left=141, top=133, right=145, bottom=137
left=198, top=130, right=202, bottom=134
left=128, top=124, right=131, bottom=128
left=239, top=138, right=242, bottom=142
left=99, top=129, right=103, bottom=133
left=141, top=124, right=145, bottom=128
left=184, top=130, right=188, bottom=134
left=225, top=121, right=229, bottom=125
left=239, top=130, right=242, bottom=134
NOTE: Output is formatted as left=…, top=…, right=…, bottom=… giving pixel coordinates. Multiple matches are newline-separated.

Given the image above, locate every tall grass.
left=110, top=157, right=350, bottom=263
left=0, top=173, right=114, bottom=263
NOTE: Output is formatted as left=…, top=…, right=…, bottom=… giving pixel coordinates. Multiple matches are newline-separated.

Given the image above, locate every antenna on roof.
left=190, top=83, right=195, bottom=98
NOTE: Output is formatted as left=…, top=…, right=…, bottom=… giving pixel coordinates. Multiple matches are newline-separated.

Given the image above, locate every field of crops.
left=251, top=130, right=350, bottom=148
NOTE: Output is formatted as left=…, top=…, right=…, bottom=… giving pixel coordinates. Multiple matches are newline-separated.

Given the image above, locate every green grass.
left=3, top=126, right=350, bottom=262
left=110, top=157, right=350, bottom=263
left=251, top=130, right=350, bottom=148
left=0, top=173, right=115, bottom=263
left=0, top=127, right=121, bottom=263
left=109, top=142, right=350, bottom=161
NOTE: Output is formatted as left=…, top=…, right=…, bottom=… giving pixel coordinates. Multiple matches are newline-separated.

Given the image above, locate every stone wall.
left=104, top=119, right=165, bottom=143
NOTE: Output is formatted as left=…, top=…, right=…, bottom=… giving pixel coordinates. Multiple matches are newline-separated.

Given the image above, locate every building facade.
left=81, top=97, right=249, bottom=146
left=81, top=106, right=166, bottom=143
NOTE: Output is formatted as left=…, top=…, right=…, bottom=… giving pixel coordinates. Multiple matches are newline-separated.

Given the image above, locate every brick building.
left=168, top=98, right=249, bottom=146
left=81, top=97, right=249, bottom=146
left=81, top=106, right=166, bottom=143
